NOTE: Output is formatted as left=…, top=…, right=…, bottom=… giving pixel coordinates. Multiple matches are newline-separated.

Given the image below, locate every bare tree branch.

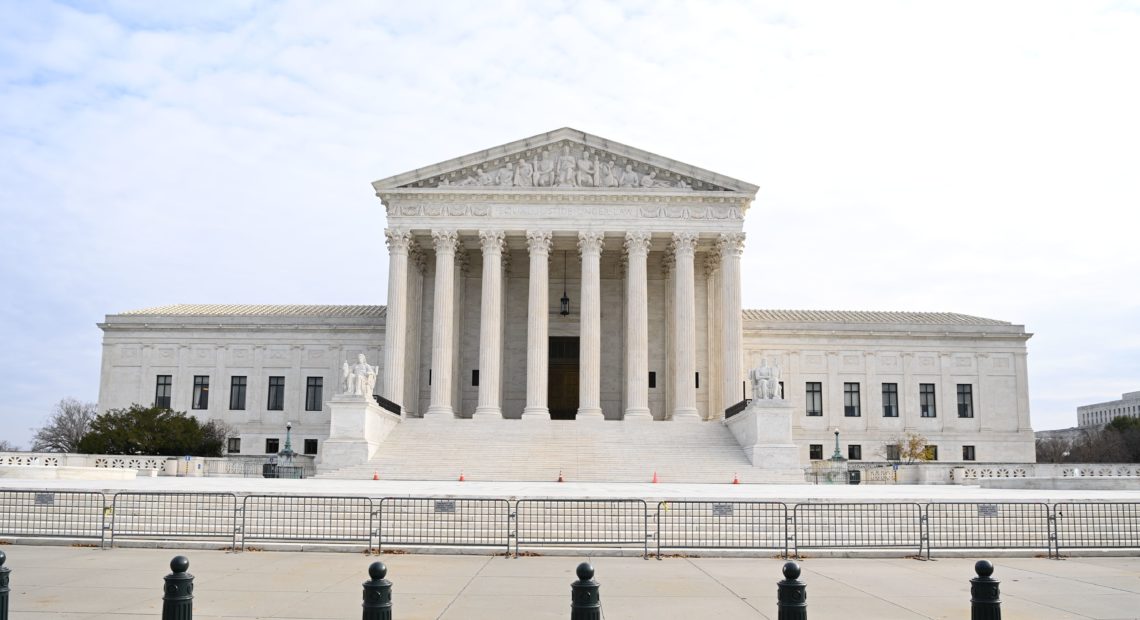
left=0, top=439, right=20, bottom=451
left=31, top=398, right=96, bottom=452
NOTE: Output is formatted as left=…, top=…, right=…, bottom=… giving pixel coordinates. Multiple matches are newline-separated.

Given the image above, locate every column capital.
left=526, top=230, right=552, bottom=255
left=478, top=230, right=506, bottom=254
left=717, top=232, right=746, bottom=257
left=456, top=249, right=471, bottom=276
left=577, top=231, right=605, bottom=255
left=408, top=244, right=427, bottom=273
left=623, top=231, right=652, bottom=257
left=703, top=251, right=721, bottom=275
left=384, top=228, right=413, bottom=253
left=431, top=229, right=459, bottom=254
left=670, top=232, right=699, bottom=257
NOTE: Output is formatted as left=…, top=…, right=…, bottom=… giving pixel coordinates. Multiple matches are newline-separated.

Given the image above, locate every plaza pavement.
left=4, top=545, right=1140, bottom=619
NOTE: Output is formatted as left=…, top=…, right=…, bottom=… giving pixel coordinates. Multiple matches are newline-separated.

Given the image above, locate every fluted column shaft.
left=624, top=232, right=652, bottom=420
left=523, top=230, right=552, bottom=419
left=474, top=231, right=505, bottom=419
left=718, top=233, right=746, bottom=412
left=426, top=230, right=458, bottom=418
left=382, top=229, right=411, bottom=409
left=671, top=232, right=700, bottom=421
left=577, top=232, right=605, bottom=420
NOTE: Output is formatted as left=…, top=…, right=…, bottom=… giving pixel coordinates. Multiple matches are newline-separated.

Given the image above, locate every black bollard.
left=362, top=561, right=392, bottom=620
left=777, top=561, right=807, bottom=620
left=0, top=550, right=9, bottom=620
left=971, top=560, right=1001, bottom=620
left=162, top=556, right=193, bottom=620
left=570, top=562, right=601, bottom=620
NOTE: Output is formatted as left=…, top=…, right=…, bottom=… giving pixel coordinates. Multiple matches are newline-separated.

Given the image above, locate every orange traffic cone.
left=372, top=471, right=379, bottom=481
left=458, top=472, right=465, bottom=482
left=558, top=470, right=564, bottom=483
left=652, top=471, right=658, bottom=484
left=732, top=472, right=739, bottom=484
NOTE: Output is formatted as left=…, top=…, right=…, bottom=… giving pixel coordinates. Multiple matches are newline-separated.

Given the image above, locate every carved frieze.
left=390, top=203, right=743, bottom=220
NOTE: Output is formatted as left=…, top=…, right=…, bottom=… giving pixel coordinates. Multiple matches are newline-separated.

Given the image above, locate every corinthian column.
left=382, top=228, right=412, bottom=410
left=474, top=230, right=505, bottom=419
left=425, top=229, right=458, bottom=419
left=522, top=230, right=552, bottom=420
left=577, top=231, right=605, bottom=420
left=624, top=231, right=652, bottom=420
left=718, top=232, right=746, bottom=413
left=671, top=232, right=700, bottom=421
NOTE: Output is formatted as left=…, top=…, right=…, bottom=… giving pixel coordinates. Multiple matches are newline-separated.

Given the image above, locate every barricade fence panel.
left=241, top=495, right=373, bottom=550
left=926, top=502, right=1053, bottom=558
left=514, top=499, right=649, bottom=558
left=378, top=497, right=511, bottom=553
left=656, top=501, right=787, bottom=557
left=1054, top=502, right=1140, bottom=552
left=0, top=490, right=107, bottom=544
left=793, top=503, right=923, bottom=556
left=110, top=492, right=237, bottom=548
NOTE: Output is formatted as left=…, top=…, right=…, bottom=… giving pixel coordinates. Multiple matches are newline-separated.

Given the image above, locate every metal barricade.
left=110, top=492, right=238, bottom=548
left=378, top=497, right=511, bottom=553
left=1054, top=502, right=1140, bottom=555
left=514, top=499, right=649, bottom=558
left=926, top=502, right=1054, bottom=559
left=0, top=490, right=107, bottom=546
left=241, top=495, right=373, bottom=550
left=793, top=502, right=923, bottom=557
left=656, top=500, right=788, bottom=558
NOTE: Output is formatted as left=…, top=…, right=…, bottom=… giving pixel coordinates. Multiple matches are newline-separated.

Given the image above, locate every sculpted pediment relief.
left=372, top=128, right=758, bottom=195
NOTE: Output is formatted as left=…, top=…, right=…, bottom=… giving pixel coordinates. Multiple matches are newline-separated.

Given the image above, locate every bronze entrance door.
left=548, top=337, right=580, bottom=420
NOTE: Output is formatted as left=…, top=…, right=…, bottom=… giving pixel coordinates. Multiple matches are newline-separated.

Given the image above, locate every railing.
left=2, top=490, right=1139, bottom=559
left=110, top=492, right=238, bottom=548
left=379, top=497, right=511, bottom=553
left=515, top=499, right=649, bottom=558
left=724, top=399, right=751, bottom=418
left=240, top=495, right=374, bottom=550
left=0, top=490, right=107, bottom=545
left=373, top=394, right=402, bottom=415
left=656, top=500, right=787, bottom=558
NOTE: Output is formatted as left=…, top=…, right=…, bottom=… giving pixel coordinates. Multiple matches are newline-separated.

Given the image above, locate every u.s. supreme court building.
left=96, top=128, right=1036, bottom=476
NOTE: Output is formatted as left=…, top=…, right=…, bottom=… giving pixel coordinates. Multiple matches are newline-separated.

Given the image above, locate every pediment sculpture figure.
left=749, top=358, right=782, bottom=400
left=342, top=354, right=379, bottom=398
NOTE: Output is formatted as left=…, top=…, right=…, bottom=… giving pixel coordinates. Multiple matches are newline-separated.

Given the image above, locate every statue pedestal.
left=724, top=399, right=804, bottom=483
left=318, top=395, right=401, bottom=471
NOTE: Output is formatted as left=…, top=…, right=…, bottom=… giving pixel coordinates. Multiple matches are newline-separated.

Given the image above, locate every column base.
left=576, top=407, right=605, bottom=422
left=472, top=407, right=503, bottom=420
left=671, top=408, right=701, bottom=422
left=423, top=406, right=455, bottom=420
left=521, top=407, right=550, bottom=421
left=623, top=408, right=652, bottom=421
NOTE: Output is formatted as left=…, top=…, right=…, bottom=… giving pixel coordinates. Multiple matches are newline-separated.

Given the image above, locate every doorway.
left=548, top=337, right=580, bottom=420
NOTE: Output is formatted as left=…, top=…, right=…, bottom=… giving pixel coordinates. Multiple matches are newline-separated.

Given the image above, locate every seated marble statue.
left=342, top=354, right=379, bottom=398
left=749, top=358, right=782, bottom=400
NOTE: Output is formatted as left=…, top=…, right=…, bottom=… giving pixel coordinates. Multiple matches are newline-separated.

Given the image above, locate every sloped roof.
left=115, top=304, right=386, bottom=318
left=742, top=309, right=1010, bottom=326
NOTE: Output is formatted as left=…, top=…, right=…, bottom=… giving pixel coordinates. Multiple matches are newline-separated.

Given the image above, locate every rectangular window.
left=924, top=445, right=938, bottom=461
left=695, top=372, right=700, bottom=389
left=848, top=444, right=862, bottom=460
left=882, top=383, right=898, bottom=417
left=192, top=375, right=210, bottom=410
left=229, top=376, right=247, bottom=410
left=648, top=371, right=656, bottom=389
left=226, top=438, right=241, bottom=454
left=962, top=445, right=976, bottom=461
left=472, top=369, right=479, bottom=387
left=920, top=383, right=937, bottom=417
left=806, top=382, right=823, bottom=416
left=957, top=384, right=974, bottom=418
left=885, top=445, right=901, bottom=461
left=155, top=375, right=172, bottom=409
left=265, top=438, right=279, bottom=454
left=778, top=381, right=784, bottom=399
left=809, top=444, right=823, bottom=460
left=267, top=376, right=285, bottom=411
left=304, top=439, right=318, bottom=455
left=844, top=382, right=861, bottom=417
left=305, top=377, right=323, bottom=411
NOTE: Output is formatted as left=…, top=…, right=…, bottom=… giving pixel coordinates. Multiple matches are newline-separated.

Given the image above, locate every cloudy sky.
left=1, top=1, right=1138, bottom=446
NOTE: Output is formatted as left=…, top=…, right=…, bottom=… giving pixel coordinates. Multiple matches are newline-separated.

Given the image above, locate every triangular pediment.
left=372, top=127, right=758, bottom=194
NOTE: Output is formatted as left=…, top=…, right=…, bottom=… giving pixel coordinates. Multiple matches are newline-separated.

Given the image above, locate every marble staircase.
left=316, top=418, right=803, bottom=483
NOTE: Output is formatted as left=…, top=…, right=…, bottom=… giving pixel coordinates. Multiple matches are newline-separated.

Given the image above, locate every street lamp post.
left=831, top=428, right=843, bottom=461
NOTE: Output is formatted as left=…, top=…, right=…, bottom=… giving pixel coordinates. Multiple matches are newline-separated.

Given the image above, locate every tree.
left=77, top=404, right=225, bottom=457
left=880, top=432, right=932, bottom=464
left=0, top=439, right=20, bottom=452
left=31, top=398, right=96, bottom=452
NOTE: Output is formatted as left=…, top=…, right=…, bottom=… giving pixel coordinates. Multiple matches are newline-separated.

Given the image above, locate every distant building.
left=1078, top=391, right=1140, bottom=427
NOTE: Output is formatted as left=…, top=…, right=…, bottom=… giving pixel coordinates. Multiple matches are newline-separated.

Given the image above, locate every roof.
left=742, top=309, right=1011, bottom=326
left=114, top=304, right=386, bottom=318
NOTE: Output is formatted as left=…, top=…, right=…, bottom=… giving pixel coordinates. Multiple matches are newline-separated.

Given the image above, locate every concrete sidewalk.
left=3, top=546, right=1140, bottom=619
